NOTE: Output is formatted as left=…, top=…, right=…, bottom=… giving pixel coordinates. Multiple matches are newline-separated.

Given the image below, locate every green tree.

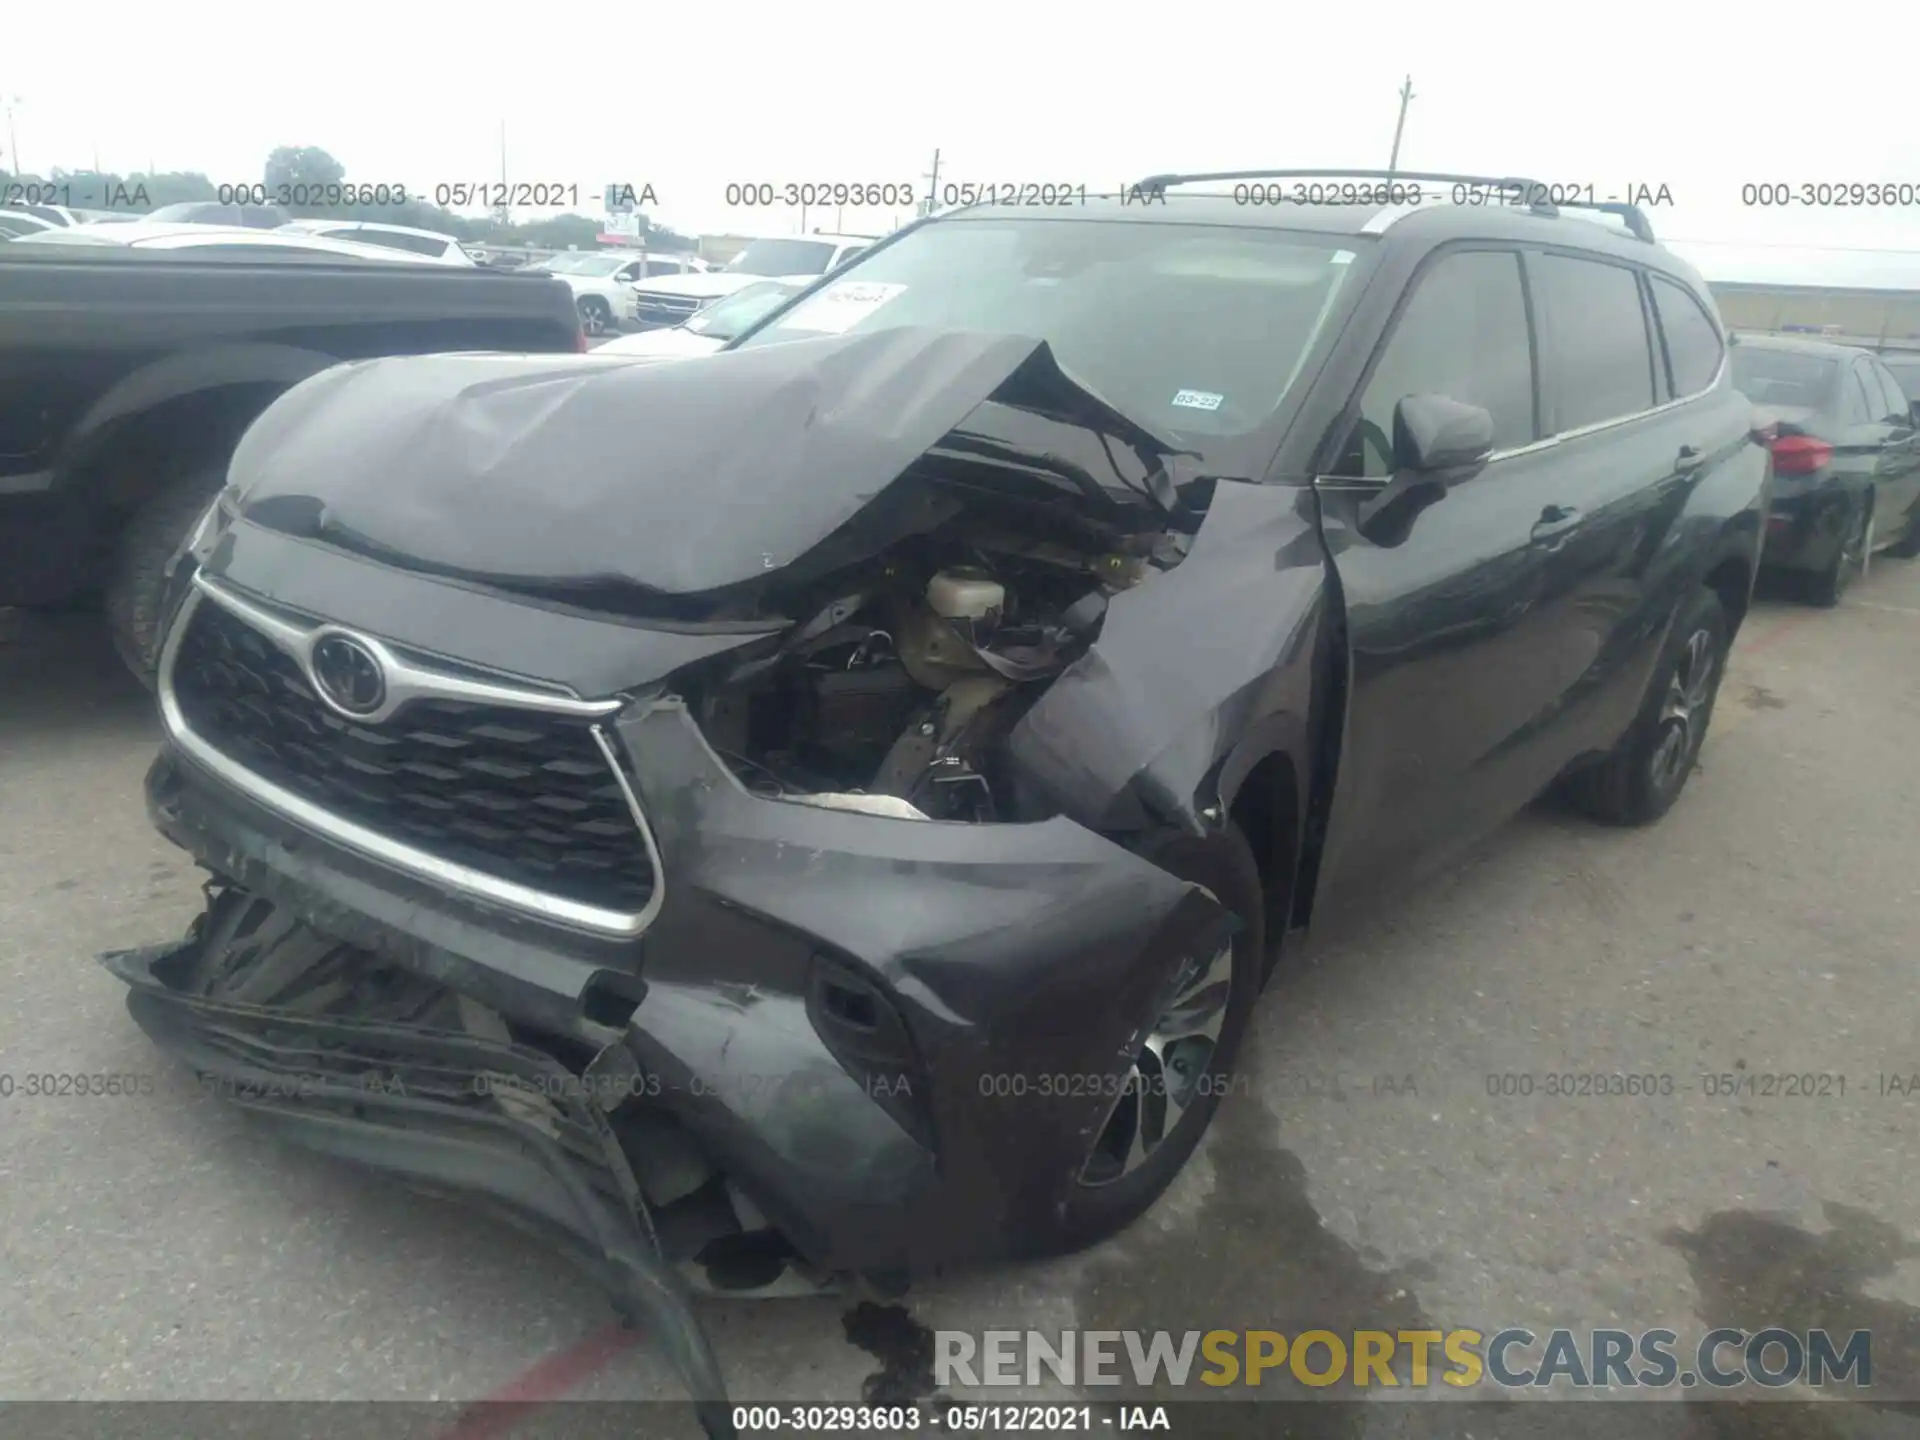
left=264, top=146, right=346, bottom=211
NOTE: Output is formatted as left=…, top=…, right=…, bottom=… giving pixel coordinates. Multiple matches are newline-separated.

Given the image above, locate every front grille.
left=169, top=600, right=654, bottom=917
left=635, top=292, right=703, bottom=326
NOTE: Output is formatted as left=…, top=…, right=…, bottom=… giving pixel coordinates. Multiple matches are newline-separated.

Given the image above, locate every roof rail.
left=1131, top=169, right=1658, bottom=244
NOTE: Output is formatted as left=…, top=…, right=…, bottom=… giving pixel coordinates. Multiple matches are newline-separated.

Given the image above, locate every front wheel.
left=1884, top=503, right=1920, bottom=559
left=1048, top=823, right=1265, bottom=1253
left=1565, top=585, right=1729, bottom=827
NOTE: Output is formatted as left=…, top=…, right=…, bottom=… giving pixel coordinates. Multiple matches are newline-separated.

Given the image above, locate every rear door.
left=1835, top=360, right=1890, bottom=513
left=1863, top=357, right=1920, bottom=541
left=1519, top=257, right=1734, bottom=756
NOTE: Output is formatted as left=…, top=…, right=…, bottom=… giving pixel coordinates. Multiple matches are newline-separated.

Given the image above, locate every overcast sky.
left=9, top=0, right=1919, bottom=260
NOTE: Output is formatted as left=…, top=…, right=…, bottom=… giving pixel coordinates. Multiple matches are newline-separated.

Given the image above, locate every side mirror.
left=1394, top=392, right=1495, bottom=472
left=1358, top=394, right=1493, bottom=546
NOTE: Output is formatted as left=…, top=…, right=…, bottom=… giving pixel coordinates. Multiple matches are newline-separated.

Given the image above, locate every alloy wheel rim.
left=1079, top=889, right=1236, bottom=1188
left=1838, top=506, right=1872, bottom=594
left=1650, top=627, right=1717, bottom=792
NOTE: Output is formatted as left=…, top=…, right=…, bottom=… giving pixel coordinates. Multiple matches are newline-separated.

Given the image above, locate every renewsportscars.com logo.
left=936, top=1328, right=1873, bottom=1390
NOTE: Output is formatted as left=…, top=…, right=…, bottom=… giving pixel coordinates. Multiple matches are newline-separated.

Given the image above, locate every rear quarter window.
left=1650, top=274, right=1725, bottom=397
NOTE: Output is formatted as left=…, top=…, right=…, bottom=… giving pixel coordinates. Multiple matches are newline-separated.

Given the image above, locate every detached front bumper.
left=102, top=927, right=735, bottom=1436
left=136, top=691, right=1229, bottom=1279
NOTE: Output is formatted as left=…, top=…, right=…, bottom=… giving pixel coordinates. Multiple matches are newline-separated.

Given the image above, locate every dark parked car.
left=105, top=172, right=1768, bottom=1433
left=1732, top=334, right=1920, bottom=602
left=0, top=241, right=584, bottom=683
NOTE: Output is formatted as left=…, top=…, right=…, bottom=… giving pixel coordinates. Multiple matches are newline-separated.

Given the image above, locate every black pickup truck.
left=0, top=245, right=583, bottom=681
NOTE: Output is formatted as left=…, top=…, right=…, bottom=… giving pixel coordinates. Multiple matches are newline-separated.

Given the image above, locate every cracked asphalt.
left=3, top=558, right=1918, bottom=1438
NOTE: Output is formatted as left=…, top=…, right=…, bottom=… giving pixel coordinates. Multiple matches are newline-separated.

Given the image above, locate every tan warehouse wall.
left=1710, top=287, right=1920, bottom=347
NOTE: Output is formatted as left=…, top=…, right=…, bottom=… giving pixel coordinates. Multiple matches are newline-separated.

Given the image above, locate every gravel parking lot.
left=4, top=562, right=1919, bottom=1433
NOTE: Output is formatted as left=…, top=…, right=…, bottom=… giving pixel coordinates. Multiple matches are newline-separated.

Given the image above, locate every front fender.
left=1006, top=480, right=1330, bottom=833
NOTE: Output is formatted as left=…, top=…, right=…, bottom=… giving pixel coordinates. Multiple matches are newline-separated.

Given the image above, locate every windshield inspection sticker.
left=1171, top=389, right=1224, bottom=411
left=785, top=281, right=907, bottom=334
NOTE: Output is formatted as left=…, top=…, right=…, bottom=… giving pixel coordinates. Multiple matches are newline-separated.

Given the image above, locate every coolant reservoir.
left=926, top=569, right=1005, bottom=624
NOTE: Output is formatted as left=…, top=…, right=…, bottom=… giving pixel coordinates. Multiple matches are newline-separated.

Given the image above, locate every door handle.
left=1531, top=505, right=1582, bottom=548
left=1675, top=444, right=1706, bottom=472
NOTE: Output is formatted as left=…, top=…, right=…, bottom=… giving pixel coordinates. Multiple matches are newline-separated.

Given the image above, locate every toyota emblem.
left=311, top=634, right=387, bottom=716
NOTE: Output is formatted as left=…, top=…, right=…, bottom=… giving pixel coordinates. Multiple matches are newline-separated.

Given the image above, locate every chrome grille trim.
left=157, top=584, right=665, bottom=939
left=191, top=573, right=622, bottom=723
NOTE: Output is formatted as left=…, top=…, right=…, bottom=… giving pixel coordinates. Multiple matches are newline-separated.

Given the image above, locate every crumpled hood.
left=227, top=327, right=1066, bottom=596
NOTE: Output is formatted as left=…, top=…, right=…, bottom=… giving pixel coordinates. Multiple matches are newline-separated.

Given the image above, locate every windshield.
left=685, top=281, right=803, bottom=339
left=536, top=253, right=629, bottom=277
left=733, top=217, right=1362, bottom=443
left=1730, top=347, right=1840, bottom=411
left=724, top=238, right=838, bottom=276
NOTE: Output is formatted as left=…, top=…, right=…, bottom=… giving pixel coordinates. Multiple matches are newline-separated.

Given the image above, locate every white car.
left=279, top=219, right=476, bottom=266
left=0, top=209, right=59, bottom=239
left=9, top=221, right=445, bottom=263
left=531, top=250, right=710, bottom=335
left=595, top=279, right=806, bottom=359
left=631, top=234, right=872, bottom=330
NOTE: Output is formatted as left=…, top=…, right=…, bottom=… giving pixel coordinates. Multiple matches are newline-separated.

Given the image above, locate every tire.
left=1565, top=585, right=1729, bottom=827
left=1049, top=823, right=1265, bottom=1253
left=104, top=466, right=227, bottom=690
left=1885, top=505, right=1920, bottom=559
left=1808, top=493, right=1872, bottom=606
left=578, top=297, right=612, bottom=337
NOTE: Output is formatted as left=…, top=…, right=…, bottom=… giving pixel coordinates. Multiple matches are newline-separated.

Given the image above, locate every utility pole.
left=494, top=120, right=511, bottom=227
left=1387, top=76, right=1414, bottom=175
left=4, top=97, right=22, bottom=178
left=922, top=147, right=941, bottom=216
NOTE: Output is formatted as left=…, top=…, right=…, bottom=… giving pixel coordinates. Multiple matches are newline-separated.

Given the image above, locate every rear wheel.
left=1049, top=823, right=1265, bottom=1253
left=1566, top=585, right=1729, bottom=827
left=578, top=296, right=612, bottom=337
left=104, top=465, right=227, bottom=690
left=1809, top=493, right=1872, bottom=606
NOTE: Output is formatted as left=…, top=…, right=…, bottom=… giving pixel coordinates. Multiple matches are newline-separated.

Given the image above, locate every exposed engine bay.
left=688, top=497, right=1192, bottom=823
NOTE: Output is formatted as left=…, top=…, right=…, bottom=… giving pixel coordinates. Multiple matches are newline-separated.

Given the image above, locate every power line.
left=1665, top=236, right=1920, bottom=257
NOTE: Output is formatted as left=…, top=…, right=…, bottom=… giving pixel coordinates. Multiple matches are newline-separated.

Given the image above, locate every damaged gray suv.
left=108, top=171, right=1769, bottom=1430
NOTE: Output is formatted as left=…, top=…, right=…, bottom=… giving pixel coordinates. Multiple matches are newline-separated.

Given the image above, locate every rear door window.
left=1867, top=361, right=1911, bottom=423
left=1349, top=248, right=1536, bottom=476
left=1532, top=254, right=1657, bottom=431
left=1881, top=359, right=1920, bottom=409
left=1649, top=274, right=1724, bottom=397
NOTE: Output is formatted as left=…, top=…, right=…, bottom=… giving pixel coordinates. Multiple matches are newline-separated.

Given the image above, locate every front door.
left=1313, top=245, right=1576, bottom=902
